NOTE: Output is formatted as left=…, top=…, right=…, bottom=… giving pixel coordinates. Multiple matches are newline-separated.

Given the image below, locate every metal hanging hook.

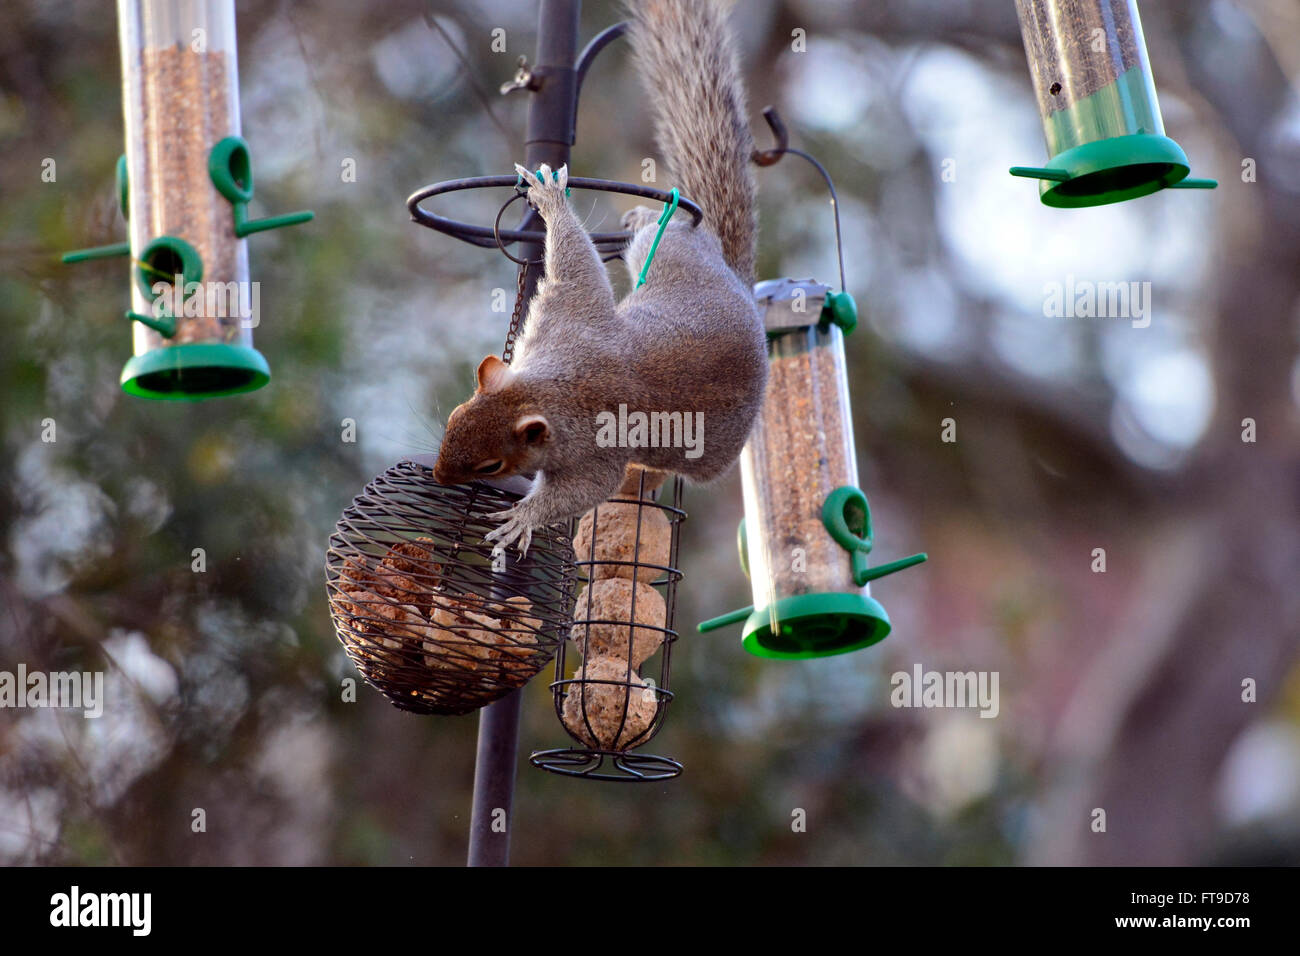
left=751, top=106, right=848, bottom=296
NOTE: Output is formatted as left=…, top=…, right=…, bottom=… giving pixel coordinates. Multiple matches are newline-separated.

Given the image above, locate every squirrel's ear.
left=476, top=354, right=513, bottom=393
left=514, top=414, right=549, bottom=446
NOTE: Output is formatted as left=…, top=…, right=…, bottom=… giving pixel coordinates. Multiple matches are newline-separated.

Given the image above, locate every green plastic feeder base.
left=741, top=591, right=891, bottom=660
left=1012, top=134, right=1216, bottom=208
left=120, top=343, right=270, bottom=400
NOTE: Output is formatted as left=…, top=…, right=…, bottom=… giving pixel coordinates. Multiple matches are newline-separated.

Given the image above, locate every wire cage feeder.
left=326, top=457, right=576, bottom=716
left=531, top=468, right=687, bottom=781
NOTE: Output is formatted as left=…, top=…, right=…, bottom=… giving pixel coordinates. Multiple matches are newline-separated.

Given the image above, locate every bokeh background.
left=2, top=0, right=1299, bottom=865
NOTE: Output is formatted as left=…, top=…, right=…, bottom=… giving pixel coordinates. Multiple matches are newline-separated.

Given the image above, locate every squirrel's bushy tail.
left=627, top=0, right=757, bottom=283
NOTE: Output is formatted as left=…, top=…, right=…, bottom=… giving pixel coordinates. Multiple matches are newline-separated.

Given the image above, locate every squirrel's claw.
left=485, top=509, right=534, bottom=558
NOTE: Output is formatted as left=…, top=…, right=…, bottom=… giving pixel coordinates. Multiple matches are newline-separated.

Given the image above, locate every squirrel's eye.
left=474, top=459, right=505, bottom=475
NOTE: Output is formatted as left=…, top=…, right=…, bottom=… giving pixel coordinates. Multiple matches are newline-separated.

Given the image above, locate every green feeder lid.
left=741, top=591, right=891, bottom=660
left=1012, top=133, right=1218, bottom=208
left=121, top=342, right=270, bottom=400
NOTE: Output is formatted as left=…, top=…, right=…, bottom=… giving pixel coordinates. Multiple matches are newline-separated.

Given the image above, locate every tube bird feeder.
left=63, top=0, right=312, bottom=399
left=699, top=280, right=927, bottom=659
left=1010, top=0, right=1217, bottom=206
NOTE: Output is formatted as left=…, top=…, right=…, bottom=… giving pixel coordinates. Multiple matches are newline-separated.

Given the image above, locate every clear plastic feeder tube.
left=697, top=279, right=924, bottom=658
left=739, top=319, right=863, bottom=621
left=1013, top=0, right=1163, bottom=157
left=118, top=0, right=254, bottom=355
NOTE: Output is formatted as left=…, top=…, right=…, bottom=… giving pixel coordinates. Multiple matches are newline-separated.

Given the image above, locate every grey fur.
left=626, top=0, right=759, bottom=281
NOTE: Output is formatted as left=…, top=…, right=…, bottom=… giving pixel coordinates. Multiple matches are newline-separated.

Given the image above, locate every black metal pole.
left=519, top=0, right=580, bottom=301
left=466, top=0, right=580, bottom=869
left=466, top=686, right=523, bottom=866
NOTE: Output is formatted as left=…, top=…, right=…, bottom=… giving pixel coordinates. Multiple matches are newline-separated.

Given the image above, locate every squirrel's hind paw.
left=515, top=162, right=569, bottom=213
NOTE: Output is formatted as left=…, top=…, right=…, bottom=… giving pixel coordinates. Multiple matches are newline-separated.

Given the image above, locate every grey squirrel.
left=433, top=0, right=766, bottom=556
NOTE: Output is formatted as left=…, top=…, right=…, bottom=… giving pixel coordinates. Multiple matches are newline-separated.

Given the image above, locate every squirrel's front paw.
left=514, top=162, right=569, bottom=214
left=485, top=505, right=535, bottom=558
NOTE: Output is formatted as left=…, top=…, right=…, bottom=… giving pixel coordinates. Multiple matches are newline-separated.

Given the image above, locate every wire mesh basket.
left=326, top=457, right=577, bottom=716
left=530, top=468, right=685, bottom=781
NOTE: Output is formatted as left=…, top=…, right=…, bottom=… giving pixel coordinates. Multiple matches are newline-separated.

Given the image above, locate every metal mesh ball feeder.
left=326, top=457, right=577, bottom=716
left=530, top=469, right=686, bottom=781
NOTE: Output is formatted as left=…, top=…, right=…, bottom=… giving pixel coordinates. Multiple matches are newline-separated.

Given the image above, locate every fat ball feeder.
left=1009, top=0, right=1217, bottom=207
left=62, top=0, right=312, bottom=399
left=530, top=468, right=687, bottom=781
left=699, top=111, right=927, bottom=659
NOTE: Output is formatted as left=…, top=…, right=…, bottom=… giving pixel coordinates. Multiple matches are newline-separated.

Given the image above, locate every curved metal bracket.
left=575, top=21, right=629, bottom=100
left=752, top=106, right=790, bottom=167
left=750, top=105, right=847, bottom=293
left=406, top=174, right=704, bottom=257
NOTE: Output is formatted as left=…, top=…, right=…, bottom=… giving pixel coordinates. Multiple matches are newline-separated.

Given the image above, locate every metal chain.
left=501, top=259, right=529, bottom=365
